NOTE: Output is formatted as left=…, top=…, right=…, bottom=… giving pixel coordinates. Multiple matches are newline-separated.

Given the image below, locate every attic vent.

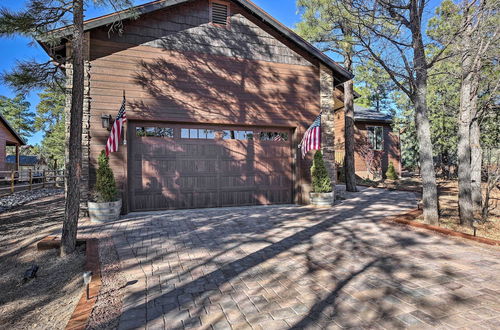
left=211, top=2, right=229, bottom=26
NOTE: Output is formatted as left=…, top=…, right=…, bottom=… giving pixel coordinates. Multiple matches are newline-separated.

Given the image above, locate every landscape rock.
left=0, top=188, right=64, bottom=213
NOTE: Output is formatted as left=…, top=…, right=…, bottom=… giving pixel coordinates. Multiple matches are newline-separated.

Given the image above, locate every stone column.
left=320, top=64, right=337, bottom=195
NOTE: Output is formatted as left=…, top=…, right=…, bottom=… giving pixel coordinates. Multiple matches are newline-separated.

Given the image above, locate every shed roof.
left=0, top=113, right=26, bottom=145
left=354, top=105, right=393, bottom=123
left=38, top=0, right=353, bottom=84
left=6, top=155, right=45, bottom=165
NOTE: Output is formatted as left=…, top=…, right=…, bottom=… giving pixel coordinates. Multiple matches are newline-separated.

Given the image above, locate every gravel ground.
left=0, top=188, right=64, bottom=213
left=86, top=237, right=127, bottom=330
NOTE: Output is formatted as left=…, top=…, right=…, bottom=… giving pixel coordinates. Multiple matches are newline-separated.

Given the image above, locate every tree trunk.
left=410, top=0, right=439, bottom=225
left=61, top=0, right=84, bottom=256
left=470, top=114, right=482, bottom=216
left=344, top=62, right=357, bottom=192
left=413, top=92, right=440, bottom=225
left=457, top=79, right=474, bottom=224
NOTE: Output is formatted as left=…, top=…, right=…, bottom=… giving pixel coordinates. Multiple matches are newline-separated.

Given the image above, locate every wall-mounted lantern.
left=101, top=114, right=113, bottom=130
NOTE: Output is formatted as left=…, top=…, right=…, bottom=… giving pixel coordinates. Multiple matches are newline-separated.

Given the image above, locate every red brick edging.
left=383, top=209, right=500, bottom=246
left=37, top=237, right=102, bottom=330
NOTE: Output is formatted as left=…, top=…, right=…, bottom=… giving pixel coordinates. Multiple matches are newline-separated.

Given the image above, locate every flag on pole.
left=299, top=114, right=321, bottom=158
left=105, top=92, right=127, bottom=157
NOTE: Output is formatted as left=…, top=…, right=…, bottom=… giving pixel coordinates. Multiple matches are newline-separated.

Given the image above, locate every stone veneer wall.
left=64, top=44, right=91, bottom=217
left=319, top=64, right=337, bottom=195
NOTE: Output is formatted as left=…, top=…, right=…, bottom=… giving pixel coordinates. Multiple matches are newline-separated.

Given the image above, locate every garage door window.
left=181, top=128, right=216, bottom=139
left=222, top=130, right=254, bottom=140
left=259, top=132, right=288, bottom=142
left=136, top=127, right=174, bottom=138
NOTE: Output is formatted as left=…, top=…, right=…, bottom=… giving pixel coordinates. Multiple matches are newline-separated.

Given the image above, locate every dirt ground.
left=0, top=195, right=85, bottom=330
left=423, top=180, right=500, bottom=241
left=359, top=177, right=500, bottom=240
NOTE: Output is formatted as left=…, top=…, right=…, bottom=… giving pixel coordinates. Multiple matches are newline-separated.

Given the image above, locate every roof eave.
left=354, top=118, right=393, bottom=124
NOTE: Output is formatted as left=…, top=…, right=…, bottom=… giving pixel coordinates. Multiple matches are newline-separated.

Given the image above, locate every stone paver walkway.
left=92, top=187, right=500, bottom=329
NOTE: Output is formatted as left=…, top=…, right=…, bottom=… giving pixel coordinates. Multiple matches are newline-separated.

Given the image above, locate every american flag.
left=273, top=133, right=284, bottom=141
left=105, top=94, right=127, bottom=157
left=299, top=114, right=321, bottom=158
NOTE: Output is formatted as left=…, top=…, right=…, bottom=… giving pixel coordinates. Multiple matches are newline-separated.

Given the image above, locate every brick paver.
left=91, top=187, right=500, bottom=329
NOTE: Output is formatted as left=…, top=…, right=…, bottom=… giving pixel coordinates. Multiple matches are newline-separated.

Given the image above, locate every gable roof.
left=6, top=155, right=44, bottom=165
left=354, top=104, right=393, bottom=123
left=0, top=113, right=26, bottom=145
left=39, top=0, right=353, bottom=84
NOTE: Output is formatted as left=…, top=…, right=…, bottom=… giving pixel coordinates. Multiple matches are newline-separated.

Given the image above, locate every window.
left=222, top=130, right=253, bottom=140
left=367, top=126, right=384, bottom=150
left=259, top=132, right=289, bottom=142
left=181, top=128, right=215, bottom=139
left=210, top=1, right=229, bottom=26
left=136, top=127, right=174, bottom=138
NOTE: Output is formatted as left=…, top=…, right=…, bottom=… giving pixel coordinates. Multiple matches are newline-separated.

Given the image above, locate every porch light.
left=101, top=114, right=112, bottom=130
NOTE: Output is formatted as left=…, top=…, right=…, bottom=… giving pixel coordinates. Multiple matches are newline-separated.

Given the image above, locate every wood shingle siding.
left=91, top=1, right=314, bottom=67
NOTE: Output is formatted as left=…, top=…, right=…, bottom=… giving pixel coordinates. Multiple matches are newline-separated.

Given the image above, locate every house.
left=0, top=113, right=25, bottom=172
left=5, top=155, right=49, bottom=179
left=39, top=0, right=354, bottom=213
left=334, top=104, right=401, bottom=180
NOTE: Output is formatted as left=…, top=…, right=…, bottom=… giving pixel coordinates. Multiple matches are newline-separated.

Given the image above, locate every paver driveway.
left=98, top=187, right=500, bottom=329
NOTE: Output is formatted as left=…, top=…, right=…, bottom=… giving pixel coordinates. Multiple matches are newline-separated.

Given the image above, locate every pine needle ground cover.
left=0, top=195, right=85, bottom=329
left=355, top=178, right=499, bottom=241
left=414, top=180, right=500, bottom=241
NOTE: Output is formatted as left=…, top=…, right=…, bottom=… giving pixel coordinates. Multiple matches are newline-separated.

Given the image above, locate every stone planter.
left=310, top=192, right=334, bottom=206
left=88, top=199, right=122, bottom=223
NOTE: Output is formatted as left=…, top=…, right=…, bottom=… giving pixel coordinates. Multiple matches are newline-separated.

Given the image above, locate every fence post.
left=10, top=171, right=14, bottom=194
left=42, top=170, right=46, bottom=188
left=29, top=169, right=33, bottom=191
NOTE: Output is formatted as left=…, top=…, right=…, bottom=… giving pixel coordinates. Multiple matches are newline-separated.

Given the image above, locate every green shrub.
left=311, top=151, right=332, bottom=193
left=385, top=162, right=399, bottom=180
left=94, top=151, right=118, bottom=202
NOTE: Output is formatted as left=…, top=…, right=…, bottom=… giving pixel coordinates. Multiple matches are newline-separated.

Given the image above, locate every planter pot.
left=310, top=192, right=334, bottom=207
left=88, top=199, right=122, bottom=223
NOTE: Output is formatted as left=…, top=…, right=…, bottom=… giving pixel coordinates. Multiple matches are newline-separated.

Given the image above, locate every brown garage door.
left=129, top=123, right=293, bottom=211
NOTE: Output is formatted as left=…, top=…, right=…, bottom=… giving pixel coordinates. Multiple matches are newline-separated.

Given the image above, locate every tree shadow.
left=75, top=187, right=500, bottom=329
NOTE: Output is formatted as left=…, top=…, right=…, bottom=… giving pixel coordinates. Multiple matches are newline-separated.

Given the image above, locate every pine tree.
left=35, top=85, right=65, bottom=167
left=95, top=151, right=118, bottom=203
left=311, top=151, right=332, bottom=193
left=297, top=0, right=359, bottom=192
left=0, top=0, right=133, bottom=255
left=0, top=94, right=35, bottom=140
left=385, top=162, right=398, bottom=180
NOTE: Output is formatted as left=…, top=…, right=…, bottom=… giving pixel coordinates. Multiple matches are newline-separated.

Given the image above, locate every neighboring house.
left=334, top=104, right=401, bottom=179
left=0, top=113, right=25, bottom=172
left=5, top=155, right=49, bottom=179
left=39, top=0, right=353, bottom=213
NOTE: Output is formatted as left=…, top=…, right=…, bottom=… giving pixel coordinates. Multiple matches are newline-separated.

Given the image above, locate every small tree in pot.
left=310, top=151, right=334, bottom=206
left=88, top=151, right=122, bottom=223
left=385, top=162, right=399, bottom=181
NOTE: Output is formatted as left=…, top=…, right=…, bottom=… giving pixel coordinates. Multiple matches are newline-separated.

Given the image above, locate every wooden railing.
left=0, top=170, right=65, bottom=197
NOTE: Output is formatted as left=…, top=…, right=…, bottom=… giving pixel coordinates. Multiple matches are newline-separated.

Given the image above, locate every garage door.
left=129, top=123, right=293, bottom=211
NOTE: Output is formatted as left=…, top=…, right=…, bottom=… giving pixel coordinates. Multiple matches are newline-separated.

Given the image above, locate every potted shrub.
left=310, top=150, right=334, bottom=206
left=385, top=162, right=399, bottom=181
left=88, top=151, right=121, bottom=223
